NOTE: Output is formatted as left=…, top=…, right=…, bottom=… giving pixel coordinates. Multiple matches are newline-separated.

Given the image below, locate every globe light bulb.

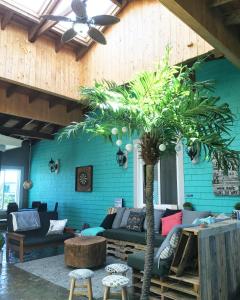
left=111, top=128, right=118, bottom=135
left=122, top=127, right=128, bottom=133
left=159, top=144, right=166, bottom=151
left=125, top=144, right=133, bottom=152
left=116, top=139, right=122, bottom=147
left=175, top=143, right=182, bottom=152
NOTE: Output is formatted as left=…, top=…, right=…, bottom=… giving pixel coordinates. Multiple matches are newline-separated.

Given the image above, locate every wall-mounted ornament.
left=48, top=158, right=60, bottom=173
left=75, top=166, right=93, bottom=192
left=212, top=159, right=240, bottom=196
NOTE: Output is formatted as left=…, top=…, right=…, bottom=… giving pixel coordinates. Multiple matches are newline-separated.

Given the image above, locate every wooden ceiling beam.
left=6, top=84, right=20, bottom=97
left=0, top=127, right=54, bottom=140
left=66, top=102, right=81, bottom=113
left=76, top=45, right=89, bottom=61
left=28, top=91, right=41, bottom=104
left=159, top=0, right=240, bottom=68
left=28, top=0, right=59, bottom=42
left=211, top=0, right=233, bottom=7
left=48, top=98, right=60, bottom=109
left=29, top=6, right=72, bottom=43
left=225, top=9, right=240, bottom=25
left=55, top=39, right=64, bottom=53
left=1, top=10, right=14, bottom=30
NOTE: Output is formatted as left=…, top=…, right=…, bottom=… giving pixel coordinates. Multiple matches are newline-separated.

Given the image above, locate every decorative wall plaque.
left=212, top=160, right=240, bottom=196
left=75, top=166, right=93, bottom=192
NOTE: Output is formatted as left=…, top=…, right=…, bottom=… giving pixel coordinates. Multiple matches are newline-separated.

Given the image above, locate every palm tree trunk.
left=140, top=164, right=155, bottom=300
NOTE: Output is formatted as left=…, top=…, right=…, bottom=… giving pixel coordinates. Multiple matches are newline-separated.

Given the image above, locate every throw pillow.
left=46, top=219, right=67, bottom=235
left=112, top=207, right=126, bottom=229
left=143, top=209, right=165, bottom=232
left=159, top=208, right=181, bottom=233
left=120, top=208, right=144, bottom=228
left=161, top=212, right=182, bottom=236
left=182, top=210, right=211, bottom=225
left=126, top=211, right=145, bottom=232
left=100, top=213, right=116, bottom=229
left=155, top=225, right=183, bottom=262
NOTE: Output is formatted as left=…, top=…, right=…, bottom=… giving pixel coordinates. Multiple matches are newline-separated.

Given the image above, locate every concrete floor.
left=0, top=246, right=135, bottom=300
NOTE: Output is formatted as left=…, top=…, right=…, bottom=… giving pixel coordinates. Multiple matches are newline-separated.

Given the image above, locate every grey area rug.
left=15, top=255, right=132, bottom=299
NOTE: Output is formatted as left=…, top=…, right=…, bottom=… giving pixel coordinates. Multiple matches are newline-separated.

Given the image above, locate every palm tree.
left=60, top=52, right=239, bottom=299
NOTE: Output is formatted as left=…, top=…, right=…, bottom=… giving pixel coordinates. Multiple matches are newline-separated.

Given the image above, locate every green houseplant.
left=60, top=51, right=239, bottom=299
left=183, top=202, right=194, bottom=211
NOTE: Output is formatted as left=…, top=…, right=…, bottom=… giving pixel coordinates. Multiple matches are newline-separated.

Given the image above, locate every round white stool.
left=68, top=269, right=94, bottom=300
left=105, top=263, right=129, bottom=275
left=102, top=274, right=129, bottom=300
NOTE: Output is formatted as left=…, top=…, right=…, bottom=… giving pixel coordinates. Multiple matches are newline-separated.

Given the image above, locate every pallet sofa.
left=6, top=211, right=74, bottom=262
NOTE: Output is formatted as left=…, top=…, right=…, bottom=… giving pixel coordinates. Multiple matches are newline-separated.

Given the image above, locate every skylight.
left=0, top=0, right=118, bottom=44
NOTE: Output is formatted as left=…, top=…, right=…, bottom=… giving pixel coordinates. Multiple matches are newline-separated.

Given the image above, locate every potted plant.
left=232, top=202, right=240, bottom=219
left=60, top=51, right=239, bottom=299
left=183, top=202, right=194, bottom=211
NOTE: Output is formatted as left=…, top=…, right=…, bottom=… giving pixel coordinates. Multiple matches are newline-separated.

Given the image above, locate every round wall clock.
left=75, top=166, right=93, bottom=192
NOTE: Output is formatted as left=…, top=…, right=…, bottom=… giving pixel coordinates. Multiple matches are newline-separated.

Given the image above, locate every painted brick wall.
left=29, top=59, right=240, bottom=228
left=29, top=133, right=133, bottom=228
left=184, top=59, right=240, bottom=213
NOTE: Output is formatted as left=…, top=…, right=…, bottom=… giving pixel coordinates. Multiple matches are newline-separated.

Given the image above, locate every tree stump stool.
left=64, top=236, right=106, bottom=268
left=102, top=275, right=129, bottom=300
left=68, top=269, right=94, bottom=300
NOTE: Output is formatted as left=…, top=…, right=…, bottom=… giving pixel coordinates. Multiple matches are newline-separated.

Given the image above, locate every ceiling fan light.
left=73, top=22, right=88, bottom=33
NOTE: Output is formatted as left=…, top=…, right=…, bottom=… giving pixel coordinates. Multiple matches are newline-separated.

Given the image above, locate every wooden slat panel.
left=0, top=22, right=81, bottom=99
left=79, top=0, right=212, bottom=87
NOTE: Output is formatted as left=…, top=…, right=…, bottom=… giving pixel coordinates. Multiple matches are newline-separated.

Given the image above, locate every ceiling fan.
left=42, top=0, right=120, bottom=44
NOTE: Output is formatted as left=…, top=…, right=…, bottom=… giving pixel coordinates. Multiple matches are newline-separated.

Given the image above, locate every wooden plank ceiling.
left=0, top=0, right=127, bottom=61
left=159, top=0, right=240, bottom=68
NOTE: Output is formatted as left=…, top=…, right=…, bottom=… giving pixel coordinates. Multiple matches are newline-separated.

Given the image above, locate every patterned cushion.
left=126, top=211, right=145, bottom=232
left=102, top=275, right=129, bottom=287
left=69, top=269, right=94, bottom=280
left=105, top=263, right=129, bottom=274
left=46, top=219, right=67, bottom=235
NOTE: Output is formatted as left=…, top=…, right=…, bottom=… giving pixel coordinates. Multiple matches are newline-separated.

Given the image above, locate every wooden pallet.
left=132, top=267, right=199, bottom=299
left=106, top=238, right=146, bottom=260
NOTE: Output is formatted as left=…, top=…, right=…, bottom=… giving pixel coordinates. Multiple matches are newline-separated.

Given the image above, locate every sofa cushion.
left=182, top=210, right=211, bottom=225
left=100, top=213, right=116, bottom=229
left=120, top=208, right=144, bottom=228
left=143, top=209, right=165, bottom=232
left=47, top=219, right=68, bottom=235
left=99, top=228, right=165, bottom=247
left=127, top=249, right=171, bottom=277
left=126, top=211, right=145, bottom=232
left=112, top=208, right=126, bottom=229
left=161, top=212, right=182, bottom=236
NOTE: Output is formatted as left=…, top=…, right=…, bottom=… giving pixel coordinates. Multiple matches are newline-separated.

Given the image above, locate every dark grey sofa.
left=6, top=211, right=74, bottom=262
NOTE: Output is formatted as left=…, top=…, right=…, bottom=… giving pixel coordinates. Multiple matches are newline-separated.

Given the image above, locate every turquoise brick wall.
left=184, top=59, right=240, bottom=213
left=29, top=58, right=240, bottom=227
left=29, top=133, right=133, bottom=228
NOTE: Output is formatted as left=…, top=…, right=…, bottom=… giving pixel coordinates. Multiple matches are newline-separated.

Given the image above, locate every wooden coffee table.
left=64, top=236, right=106, bottom=268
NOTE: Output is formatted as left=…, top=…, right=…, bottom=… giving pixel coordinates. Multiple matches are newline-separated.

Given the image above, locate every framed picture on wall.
left=75, top=166, right=93, bottom=192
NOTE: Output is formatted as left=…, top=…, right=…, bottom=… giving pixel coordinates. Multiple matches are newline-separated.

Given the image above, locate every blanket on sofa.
left=81, top=226, right=105, bottom=236
left=11, top=210, right=40, bottom=232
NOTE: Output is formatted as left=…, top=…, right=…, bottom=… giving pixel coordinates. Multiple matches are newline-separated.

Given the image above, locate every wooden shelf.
left=168, top=274, right=199, bottom=286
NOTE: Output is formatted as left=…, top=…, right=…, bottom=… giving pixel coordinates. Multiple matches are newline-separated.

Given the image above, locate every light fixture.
left=186, top=145, right=200, bottom=164
left=48, top=158, right=60, bottom=173
left=116, top=148, right=127, bottom=168
left=23, top=141, right=33, bottom=190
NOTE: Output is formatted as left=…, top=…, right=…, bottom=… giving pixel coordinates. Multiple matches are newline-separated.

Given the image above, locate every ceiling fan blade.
left=61, top=28, right=77, bottom=43
left=91, top=15, right=120, bottom=26
left=88, top=27, right=107, bottom=45
left=42, top=15, right=73, bottom=22
left=71, top=0, right=87, bottom=18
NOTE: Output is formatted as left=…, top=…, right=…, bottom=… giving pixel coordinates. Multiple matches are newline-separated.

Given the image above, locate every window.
left=0, top=169, right=21, bottom=210
left=134, top=140, right=184, bottom=209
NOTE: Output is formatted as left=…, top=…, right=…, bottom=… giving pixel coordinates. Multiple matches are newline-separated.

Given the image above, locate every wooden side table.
left=64, top=236, right=106, bottom=268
